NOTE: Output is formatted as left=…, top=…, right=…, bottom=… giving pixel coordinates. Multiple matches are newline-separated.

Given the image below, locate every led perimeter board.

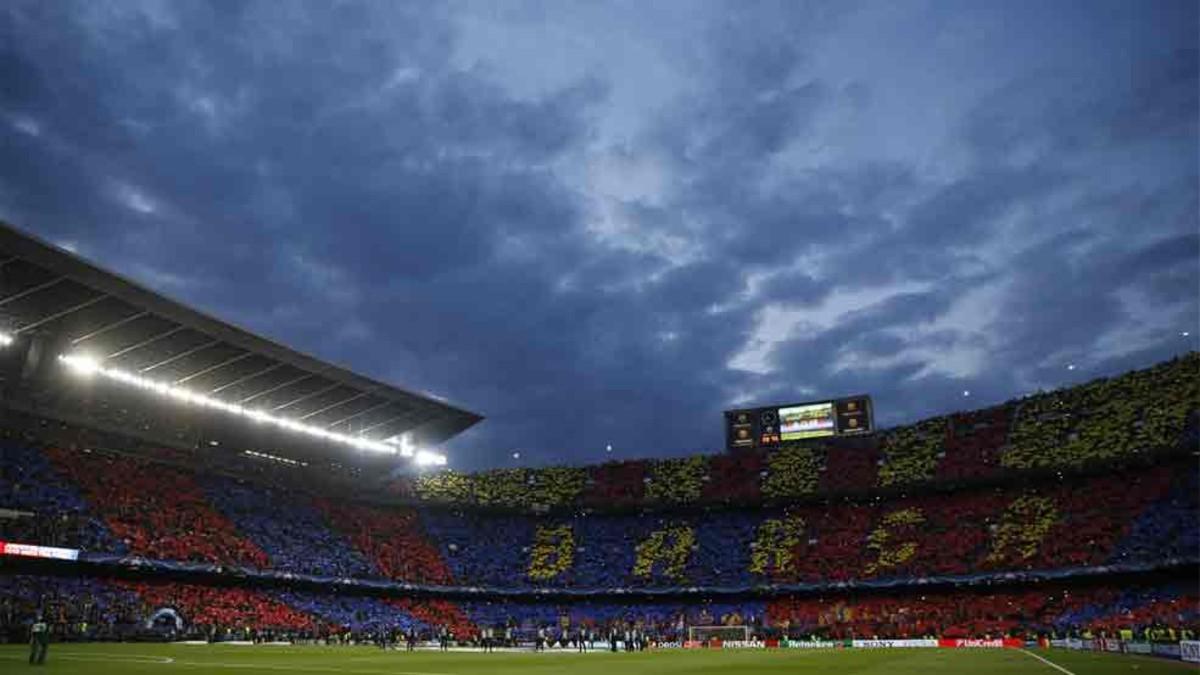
left=725, top=395, right=873, bottom=451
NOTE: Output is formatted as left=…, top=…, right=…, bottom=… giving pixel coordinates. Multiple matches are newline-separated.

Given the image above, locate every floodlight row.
left=53, top=352, right=446, bottom=465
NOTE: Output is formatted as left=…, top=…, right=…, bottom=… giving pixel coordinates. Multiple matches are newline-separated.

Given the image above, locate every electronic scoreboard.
left=725, top=395, right=873, bottom=451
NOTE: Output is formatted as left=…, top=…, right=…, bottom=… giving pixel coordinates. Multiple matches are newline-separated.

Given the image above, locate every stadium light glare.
left=61, top=353, right=100, bottom=376
left=396, top=434, right=416, bottom=458
left=415, top=449, right=447, bottom=467
left=0, top=332, right=13, bottom=347
left=53, top=353, right=443, bottom=460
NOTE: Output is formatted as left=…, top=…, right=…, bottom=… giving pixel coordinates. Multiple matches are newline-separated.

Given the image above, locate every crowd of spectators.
left=204, top=476, right=375, bottom=578
left=0, top=440, right=117, bottom=552
left=644, top=457, right=708, bottom=503
left=1004, top=354, right=1198, bottom=470
left=2, top=573, right=1193, bottom=645
left=0, top=355, right=1192, bottom=649
left=761, top=445, right=822, bottom=498
left=44, top=447, right=268, bottom=568
left=386, top=354, right=1196, bottom=510
left=315, top=500, right=453, bottom=585
left=459, top=467, right=587, bottom=508
left=273, top=590, right=424, bottom=635
left=702, top=451, right=763, bottom=503
left=767, top=580, right=1199, bottom=641
left=582, top=460, right=647, bottom=508
left=1053, top=582, right=1199, bottom=638
left=2, top=439, right=1192, bottom=593
left=118, top=580, right=319, bottom=637
left=877, top=418, right=947, bottom=487
left=934, top=407, right=1010, bottom=481
left=1109, top=469, right=1200, bottom=564
left=462, top=598, right=763, bottom=642
left=0, top=575, right=142, bottom=642
left=417, top=461, right=1192, bottom=589
left=389, top=598, right=476, bottom=638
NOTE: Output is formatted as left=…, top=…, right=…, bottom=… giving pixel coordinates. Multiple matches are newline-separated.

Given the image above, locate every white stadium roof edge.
left=0, top=219, right=482, bottom=467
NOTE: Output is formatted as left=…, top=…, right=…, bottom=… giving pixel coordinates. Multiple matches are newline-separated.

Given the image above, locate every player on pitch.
left=28, top=615, right=49, bottom=665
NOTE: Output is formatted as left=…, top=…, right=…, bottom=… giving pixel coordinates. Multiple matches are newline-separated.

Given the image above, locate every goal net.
left=688, top=625, right=750, bottom=643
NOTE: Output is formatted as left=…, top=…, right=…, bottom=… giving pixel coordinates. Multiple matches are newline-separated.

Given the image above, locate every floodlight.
left=60, top=353, right=100, bottom=376
left=415, top=449, right=448, bottom=466
left=53, top=354, right=428, bottom=459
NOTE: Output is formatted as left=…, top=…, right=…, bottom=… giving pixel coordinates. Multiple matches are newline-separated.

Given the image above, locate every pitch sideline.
left=1018, top=649, right=1078, bottom=675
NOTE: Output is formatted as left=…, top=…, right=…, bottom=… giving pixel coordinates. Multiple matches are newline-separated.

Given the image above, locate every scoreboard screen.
left=725, top=395, right=873, bottom=451
left=779, top=402, right=835, bottom=440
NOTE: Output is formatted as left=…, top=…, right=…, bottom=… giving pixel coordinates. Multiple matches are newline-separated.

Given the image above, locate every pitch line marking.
left=0, top=652, right=176, bottom=664
left=168, top=659, right=453, bottom=675
left=1019, top=648, right=1077, bottom=675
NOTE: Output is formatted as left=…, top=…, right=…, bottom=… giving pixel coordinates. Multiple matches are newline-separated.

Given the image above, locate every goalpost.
left=687, top=625, right=751, bottom=643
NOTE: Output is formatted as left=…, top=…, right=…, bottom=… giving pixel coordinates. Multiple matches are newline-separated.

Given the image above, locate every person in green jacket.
left=29, top=617, right=49, bottom=665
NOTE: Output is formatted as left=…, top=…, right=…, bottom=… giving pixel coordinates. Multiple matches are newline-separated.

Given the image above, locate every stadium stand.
left=203, top=476, right=376, bottom=579
left=0, top=354, right=1196, bottom=644
left=766, top=580, right=1200, bottom=640
left=42, top=447, right=269, bottom=568
left=1, top=574, right=1195, bottom=644
left=314, top=500, right=453, bottom=585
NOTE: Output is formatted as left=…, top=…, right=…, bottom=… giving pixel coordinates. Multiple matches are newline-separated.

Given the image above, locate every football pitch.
left=1, top=644, right=1197, bottom=675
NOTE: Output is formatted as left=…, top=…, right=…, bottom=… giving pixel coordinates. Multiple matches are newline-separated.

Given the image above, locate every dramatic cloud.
left=1, top=0, right=1195, bottom=469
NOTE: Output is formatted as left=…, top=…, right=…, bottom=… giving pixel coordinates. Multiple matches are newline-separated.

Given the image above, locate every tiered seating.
left=390, top=598, right=476, bottom=638
left=1108, top=469, right=1200, bottom=563
left=767, top=581, right=1199, bottom=639
left=527, top=467, right=588, bottom=507
left=3, top=438, right=1191, bottom=593
left=0, top=356, right=1194, bottom=645
left=314, top=500, right=452, bottom=585
left=392, top=355, right=1197, bottom=510
left=417, top=462, right=1188, bottom=588
left=818, top=440, right=881, bottom=494
left=1004, top=354, right=1199, bottom=470
left=204, top=476, right=374, bottom=578
left=462, top=599, right=764, bottom=639
left=702, top=451, right=763, bottom=503
left=274, top=590, right=425, bottom=634
left=934, top=406, right=1009, bottom=481
left=422, top=510, right=539, bottom=587
left=44, top=448, right=268, bottom=567
left=877, top=417, right=947, bottom=486
left=0, top=441, right=118, bottom=552
left=3, top=573, right=1192, bottom=642
left=1056, top=583, right=1200, bottom=635
left=470, top=469, right=532, bottom=507
left=0, top=575, right=143, bottom=639
left=413, top=471, right=472, bottom=503
left=582, top=460, right=647, bottom=508
left=762, top=445, right=823, bottom=498
left=119, top=580, right=319, bottom=633
left=645, top=456, right=708, bottom=503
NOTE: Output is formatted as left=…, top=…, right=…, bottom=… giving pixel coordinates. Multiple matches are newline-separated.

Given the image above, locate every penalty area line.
left=1018, top=648, right=1077, bottom=675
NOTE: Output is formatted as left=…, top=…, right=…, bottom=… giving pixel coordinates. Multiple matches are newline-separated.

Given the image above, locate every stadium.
left=2, top=2, right=1199, bottom=674
left=0, top=220, right=1196, bottom=673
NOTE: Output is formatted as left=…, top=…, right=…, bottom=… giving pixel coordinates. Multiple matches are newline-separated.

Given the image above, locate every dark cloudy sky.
left=1, top=1, right=1196, bottom=470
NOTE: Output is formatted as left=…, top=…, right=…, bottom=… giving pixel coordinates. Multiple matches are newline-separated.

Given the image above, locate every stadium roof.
left=0, top=220, right=482, bottom=464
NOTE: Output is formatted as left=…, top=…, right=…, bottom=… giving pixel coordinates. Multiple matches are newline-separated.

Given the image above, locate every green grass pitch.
left=1, top=644, right=1197, bottom=674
